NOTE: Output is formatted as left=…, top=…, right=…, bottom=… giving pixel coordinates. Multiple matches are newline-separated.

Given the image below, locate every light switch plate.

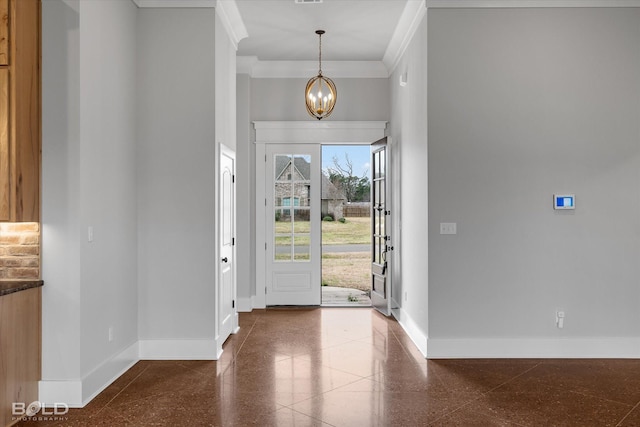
left=440, top=223, right=457, bottom=235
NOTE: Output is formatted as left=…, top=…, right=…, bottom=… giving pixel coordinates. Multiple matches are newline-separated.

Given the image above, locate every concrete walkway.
left=322, top=244, right=369, bottom=253
left=321, top=286, right=371, bottom=306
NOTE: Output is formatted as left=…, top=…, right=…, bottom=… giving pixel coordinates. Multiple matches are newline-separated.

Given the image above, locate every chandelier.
left=305, top=30, right=337, bottom=120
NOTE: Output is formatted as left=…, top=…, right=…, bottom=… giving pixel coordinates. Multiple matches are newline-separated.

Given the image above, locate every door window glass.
left=274, top=154, right=312, bottom=263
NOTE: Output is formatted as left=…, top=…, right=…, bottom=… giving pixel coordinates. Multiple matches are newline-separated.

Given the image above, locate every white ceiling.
left=234, top=0, right=409, bottom=62
left=134, top=0, right=640, bottom=76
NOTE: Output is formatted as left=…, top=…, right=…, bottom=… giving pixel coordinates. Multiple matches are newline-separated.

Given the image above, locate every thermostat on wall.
left=554, top=194, right=575, bottom=210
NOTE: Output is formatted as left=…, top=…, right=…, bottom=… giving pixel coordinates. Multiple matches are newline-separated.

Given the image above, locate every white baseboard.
left=252, top=294, right=265, bottom=309
left=237, top=297, right=253, bottom=312
left=81, top=341, right=139, bottom=405
left=391, top=304, right=428, bottom=358
left=138, top=339, right=219, bottom=360
left=39, top=380, right=83, bottom=408
left=39, top=339, right=221, bottom=408
left=427, top=337, right=640, bottom=358
left=39, top=341, right=139, bottom=407
left=238, top=295, right=266, bottom=311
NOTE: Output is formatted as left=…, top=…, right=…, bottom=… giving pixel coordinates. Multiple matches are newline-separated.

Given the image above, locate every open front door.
left=371, top=138, right=391, bottom=315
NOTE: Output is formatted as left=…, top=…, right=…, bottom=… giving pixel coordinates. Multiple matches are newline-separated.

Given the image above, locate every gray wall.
left=388, top=14, right=429, bottom=347
left=236, top=74, right=254, bottom=302
left=136, top=8, right=217, bottom=340
left=250, top=78, right=390, bottom=121
left=428, top=8, right=640, bottom=339
left=42, top=0, right=82, bottom=382
left=42, top=0, right=139, bottom=400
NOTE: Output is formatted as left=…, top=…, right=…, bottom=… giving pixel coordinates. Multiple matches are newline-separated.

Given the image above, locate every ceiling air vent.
left=295, top=0, right=323, bottom=3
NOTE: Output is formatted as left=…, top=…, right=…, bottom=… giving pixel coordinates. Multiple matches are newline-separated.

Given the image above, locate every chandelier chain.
left=318, top=32, right=322, bottom=75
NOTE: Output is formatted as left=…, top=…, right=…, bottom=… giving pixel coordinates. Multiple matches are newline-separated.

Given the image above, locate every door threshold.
left=321, top=303, right=372, bottom=308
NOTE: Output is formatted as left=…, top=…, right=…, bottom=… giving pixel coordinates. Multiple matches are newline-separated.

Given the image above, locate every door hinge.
left=232, top=175, right=236, bottom=183
left=232, top=300, right=235, bottom=308
left=232, top=237, right=235, bottom=246
left=265, top=154, right=267, bottom=162
left=265, top=287, right=267, bottom=294
left=265, top=242, right=267, bottom=250
left=265, top=198, right=267, bottom=206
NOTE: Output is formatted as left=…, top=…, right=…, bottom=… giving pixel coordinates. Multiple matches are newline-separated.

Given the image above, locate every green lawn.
left=322, top=252, right=370, bottom=291
left=322, top=217, right=371, bottom=245
left=273, top=217, right=372, bottom=290
left=274, top=217, right=371, bottom=245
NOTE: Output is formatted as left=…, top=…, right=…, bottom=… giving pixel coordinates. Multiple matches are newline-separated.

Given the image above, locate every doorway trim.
left=254, top=121, right=387, bottom=309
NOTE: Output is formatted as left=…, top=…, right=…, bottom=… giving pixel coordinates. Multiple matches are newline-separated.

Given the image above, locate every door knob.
left=222, top=257, right=228, bottom=263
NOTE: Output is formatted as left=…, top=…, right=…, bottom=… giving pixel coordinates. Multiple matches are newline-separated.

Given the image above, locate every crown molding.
left=383, top=0, right=426, bottom=75
left=426, top=0, right=640, bottom=7
left=132, top=0, right=248, bottom=50
left=237, top=57, right=389, bottom=78
left=132, top=0, right=216, bottom=7
left=381, top=0, right=640, bottom=74
left=215, top=1, right=248, bottom=50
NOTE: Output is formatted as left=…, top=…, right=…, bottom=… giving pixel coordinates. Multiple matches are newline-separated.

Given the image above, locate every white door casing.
left=254, top=121, right=387, bottom=309
left=219, top=144, right=237, bottom=344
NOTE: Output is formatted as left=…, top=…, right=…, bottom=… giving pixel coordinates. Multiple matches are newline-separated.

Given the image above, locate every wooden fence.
left=343, top=203, right=371, bottom=217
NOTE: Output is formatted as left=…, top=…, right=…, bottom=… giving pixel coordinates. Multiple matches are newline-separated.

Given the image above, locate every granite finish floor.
left=17, top=308, right=640, bottom=426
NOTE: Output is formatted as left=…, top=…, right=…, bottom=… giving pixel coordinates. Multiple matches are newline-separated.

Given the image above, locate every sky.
left=321, top=145, right=371, bottom=178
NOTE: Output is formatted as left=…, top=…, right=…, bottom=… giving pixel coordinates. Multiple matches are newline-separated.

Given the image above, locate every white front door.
left=371, top=137, right=391, bottom=316
left=266, top=144, right=321, bottom=305
left=219, top=144, right=236, bottom=343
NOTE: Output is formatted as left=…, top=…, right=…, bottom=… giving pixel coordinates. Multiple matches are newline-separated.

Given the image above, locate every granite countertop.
left=0, top=280, right=44, bottom=297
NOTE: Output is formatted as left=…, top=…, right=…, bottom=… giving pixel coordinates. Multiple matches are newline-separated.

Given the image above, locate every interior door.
left=371, top=138, right=391, bottom=315
left=219, top=145, right=236, bottom=343
left=266, top=144, right=321, bottom=306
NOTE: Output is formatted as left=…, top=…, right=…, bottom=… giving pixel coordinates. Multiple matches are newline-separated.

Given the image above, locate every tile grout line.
left=98, top=315, right=263, bottom=417
left=243, top=311, right=342, bottom=426
left=427, top=362, right=542, bottom=426
left=285, top=406, right=339, bottom=427
left=232, top=316, right=260, bottom=359
left=91, top=363, right=153, bottom=418
left=616, top=398, right=640, bottom=426
left=389, top=324, right=420, bottom=361
left=568, top=389, right=636, bottom=408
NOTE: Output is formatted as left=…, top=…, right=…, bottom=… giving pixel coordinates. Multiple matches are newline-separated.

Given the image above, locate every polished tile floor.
left=18, top=308, right=640, bottom=426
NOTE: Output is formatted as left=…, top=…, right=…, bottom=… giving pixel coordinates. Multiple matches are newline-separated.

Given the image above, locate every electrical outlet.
left=556, top=310, right=565, bottom=329
left=440, top=223, right=457, bottom=235
left=404, top=291, right=408, bottom=302
left=88, top=226, right=94, bottom=243
left=108, top=327, right=114, bottom=342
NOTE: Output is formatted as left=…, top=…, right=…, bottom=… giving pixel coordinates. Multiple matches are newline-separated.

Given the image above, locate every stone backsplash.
left=0, top=223, right=40, bottom=279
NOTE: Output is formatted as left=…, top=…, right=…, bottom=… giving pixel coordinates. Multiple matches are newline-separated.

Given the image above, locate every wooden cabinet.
left=0, top=67, right=8, bottom=219
left=0, top=287, right=41, bottom=427
left=0, top=0, right=7, bottom=66
left=0, top=0, right=40, bottom=222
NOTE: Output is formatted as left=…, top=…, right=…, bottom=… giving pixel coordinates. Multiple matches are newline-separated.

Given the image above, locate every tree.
left=326, top=154, right=370, bottom=202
